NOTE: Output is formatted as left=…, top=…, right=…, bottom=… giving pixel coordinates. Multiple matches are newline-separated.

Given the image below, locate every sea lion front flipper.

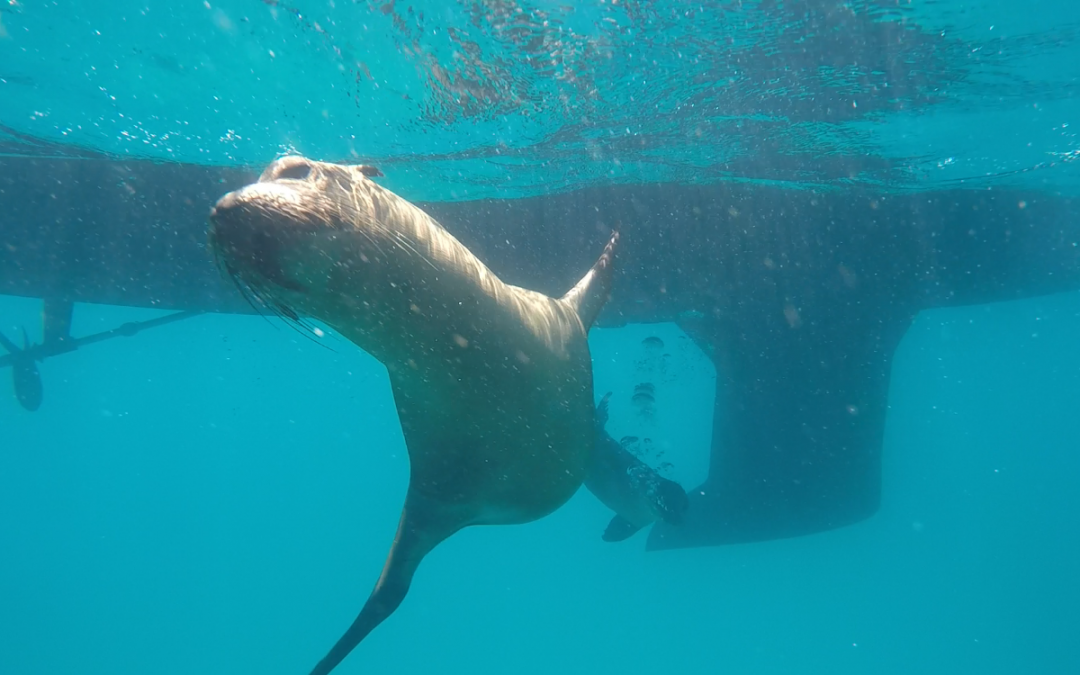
left=561, top=231, right=619, bottom=330
left=602, top=515, right=645, bottom=542
left=307, top=489, right=469, bottom=675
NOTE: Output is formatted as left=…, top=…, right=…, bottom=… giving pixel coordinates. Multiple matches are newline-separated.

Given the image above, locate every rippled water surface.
left=2, top=1, right=1079, bottom=197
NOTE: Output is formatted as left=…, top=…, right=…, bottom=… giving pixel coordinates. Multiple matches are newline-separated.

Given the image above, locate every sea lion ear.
left=356, top=165, right=384, bottom=178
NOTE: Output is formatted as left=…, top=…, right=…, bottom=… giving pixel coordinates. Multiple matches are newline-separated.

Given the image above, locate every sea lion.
left=585, top=392, right=689, bottom=541
left=206, top=155, right=618, bottom=675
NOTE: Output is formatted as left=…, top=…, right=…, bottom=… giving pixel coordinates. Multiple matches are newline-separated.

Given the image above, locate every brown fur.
left=208, top=155, right=618, bottom=675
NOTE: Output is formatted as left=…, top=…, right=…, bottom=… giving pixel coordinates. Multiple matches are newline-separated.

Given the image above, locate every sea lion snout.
left=207, top=188, right=251, bottom=239
left=209, top=157, right=340, bottom=264
left=208, top=184, right=314, bottom=292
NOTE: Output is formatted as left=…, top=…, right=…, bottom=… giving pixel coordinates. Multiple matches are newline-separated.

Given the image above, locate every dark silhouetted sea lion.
left=206, top=155, right=618, bottom=675
left=585, top=392, right=689, bottom=541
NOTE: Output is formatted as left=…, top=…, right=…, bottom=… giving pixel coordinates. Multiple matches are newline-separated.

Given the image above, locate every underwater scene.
left=1, top=1, right=1079, bottom=674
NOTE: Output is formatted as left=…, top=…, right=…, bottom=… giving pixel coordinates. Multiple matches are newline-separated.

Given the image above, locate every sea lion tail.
left=561, top=230, right=619, bottom=330
left=307, top=489, right=468, bottom=675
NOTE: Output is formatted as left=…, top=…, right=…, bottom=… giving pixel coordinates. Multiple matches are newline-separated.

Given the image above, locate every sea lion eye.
left=277, top=162, right=312, bottom=181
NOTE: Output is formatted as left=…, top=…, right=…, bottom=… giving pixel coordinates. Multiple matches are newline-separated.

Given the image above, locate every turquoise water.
left=3, top=293, right=1079, bottom=674
left=3, top=2, right=1080, bottom=674
left=2, top=1, right=1080, bottom=198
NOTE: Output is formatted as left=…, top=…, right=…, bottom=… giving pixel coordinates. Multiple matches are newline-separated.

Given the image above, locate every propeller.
left=0, top=327, right=43, bottom=411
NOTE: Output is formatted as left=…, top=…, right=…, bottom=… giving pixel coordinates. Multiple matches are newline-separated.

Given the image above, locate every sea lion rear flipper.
left=602, top=515, right=645, bottom=542
left=655, top=477, right=690, bottom=525
left=561, top=231, right=619, bottom=330
left=307, top=489, right=469, bottom=675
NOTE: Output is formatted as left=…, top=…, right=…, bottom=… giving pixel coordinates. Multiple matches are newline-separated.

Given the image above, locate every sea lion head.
left=207, top=155, right=386, bottom=316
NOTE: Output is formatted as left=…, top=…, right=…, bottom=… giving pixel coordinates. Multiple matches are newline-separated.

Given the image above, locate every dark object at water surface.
left=2, top=154, right=1078, bottom=550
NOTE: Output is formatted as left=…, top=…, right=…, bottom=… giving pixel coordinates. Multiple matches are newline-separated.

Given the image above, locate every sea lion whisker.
left=348, top=224, right=380, bottom=259
left=276, top=311, right=337, bottom=352
left=388, top=230, right=438, bottom=271
left=224, top=266, right=278, bottom=326
left=335, top=210, right=384, bottom=262
left=219, top=258, right=272, bottom=317
left=359, top=225, right=391, bottom=264
left=219, top=257, right=306, bottom=340
left=251, top=284, right=338, bottom=353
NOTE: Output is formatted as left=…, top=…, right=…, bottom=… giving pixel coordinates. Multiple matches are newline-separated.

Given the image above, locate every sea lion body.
left=207, top=155, right=617, bottom=675
left=584, top=392, right=689, bottom=541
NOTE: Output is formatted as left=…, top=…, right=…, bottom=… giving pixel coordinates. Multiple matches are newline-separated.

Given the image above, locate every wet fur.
left=208, top=156, right=618, bottom=675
